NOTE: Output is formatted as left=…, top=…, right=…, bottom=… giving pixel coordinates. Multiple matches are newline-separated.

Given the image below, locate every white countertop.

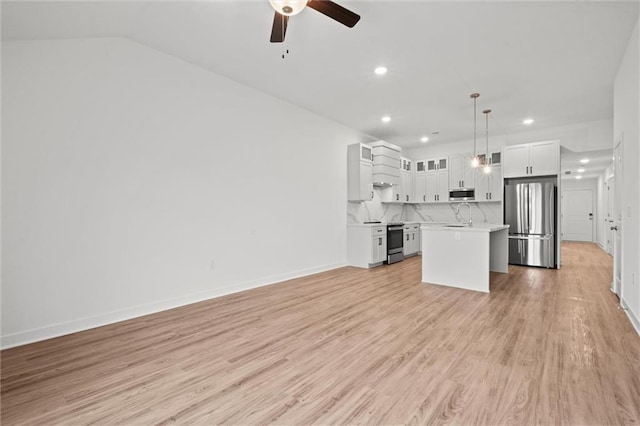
left=421, top=223, right=509, bottom=233
left=348, top=221, right=447, bottom=228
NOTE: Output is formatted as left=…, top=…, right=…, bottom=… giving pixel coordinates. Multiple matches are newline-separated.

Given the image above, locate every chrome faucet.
left=455, top=202, right=472, bottom=226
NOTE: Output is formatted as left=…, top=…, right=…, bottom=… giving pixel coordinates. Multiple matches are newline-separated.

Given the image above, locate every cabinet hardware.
left=378, top=238, right=382, bottom=245
left=423, top=195, right=426, bottom=202
left=396, top=194, right=399, bottom=201
left=530, top=166, right=533, bottom=174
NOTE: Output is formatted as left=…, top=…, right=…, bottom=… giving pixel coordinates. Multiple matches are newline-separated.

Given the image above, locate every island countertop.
left=421, top=223, right=509, bottom=232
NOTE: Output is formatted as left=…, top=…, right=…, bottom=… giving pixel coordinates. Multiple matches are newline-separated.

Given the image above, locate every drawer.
left=372, top=226, right=386, bottom=236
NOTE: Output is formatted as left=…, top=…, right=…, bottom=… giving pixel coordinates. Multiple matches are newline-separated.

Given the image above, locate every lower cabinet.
left=347, top=225, right=387, bottom=268
left=403, top=223, right=421, bottom=257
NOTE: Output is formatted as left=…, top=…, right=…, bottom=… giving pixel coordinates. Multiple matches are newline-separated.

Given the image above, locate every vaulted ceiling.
left=2, top=1, right=638, bottom=150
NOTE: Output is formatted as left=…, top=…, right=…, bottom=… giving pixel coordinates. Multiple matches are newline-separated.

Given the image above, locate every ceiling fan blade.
left=270, top=12, right=288, bottom=43
left=307, top=0, right=360, bottom=28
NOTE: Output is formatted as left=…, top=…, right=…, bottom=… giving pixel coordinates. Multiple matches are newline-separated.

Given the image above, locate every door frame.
left=612, top=135, right=623, bottom=296
left=606, top=175, right=614, bottom=255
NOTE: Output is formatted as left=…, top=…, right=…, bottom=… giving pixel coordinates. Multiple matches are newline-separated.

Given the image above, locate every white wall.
left=560, top=178, right=597, bottom=242
left=613, top=17, right=640, bottom=333
left=1, top=38, right=369, bottom=348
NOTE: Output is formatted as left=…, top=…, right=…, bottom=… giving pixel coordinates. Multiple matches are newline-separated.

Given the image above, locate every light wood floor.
left=2, top=242, right=639, bottom=425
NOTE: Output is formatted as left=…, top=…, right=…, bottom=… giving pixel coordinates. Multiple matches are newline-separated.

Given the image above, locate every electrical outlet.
left=210, top=259, right=216, bottom=270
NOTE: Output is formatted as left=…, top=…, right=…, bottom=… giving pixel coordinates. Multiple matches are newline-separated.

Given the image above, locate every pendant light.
left=483, top=109, right=492, bottom=174
left=470, top=93, right=480, bottom=168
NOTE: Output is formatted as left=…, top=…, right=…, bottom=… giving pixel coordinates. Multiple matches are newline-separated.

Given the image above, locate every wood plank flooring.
left=2, top=242, right=639, bottom=424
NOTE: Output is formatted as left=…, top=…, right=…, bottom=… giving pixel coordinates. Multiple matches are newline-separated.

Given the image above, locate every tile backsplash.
left=347, top=188, right=502, bottom=224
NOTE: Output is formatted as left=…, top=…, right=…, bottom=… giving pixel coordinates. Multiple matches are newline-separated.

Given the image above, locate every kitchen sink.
left=445, top=223, right=470, bottom=228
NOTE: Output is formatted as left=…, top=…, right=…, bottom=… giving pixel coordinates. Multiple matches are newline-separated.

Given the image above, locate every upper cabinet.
left=475, top=165, right=502, bottom=201
left=503, top=141, right=559, bottom=178
left=414, top=160, right=427, bottom=203
left=426, top=157, right=448, bottom=172
left=449, top=154, right=475, bottom=189
left=400, top=157, right=414, bottom=203
left=347, top=143, right=373, bottom=202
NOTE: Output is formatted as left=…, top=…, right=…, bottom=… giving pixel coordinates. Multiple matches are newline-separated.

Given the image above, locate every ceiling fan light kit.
left=269, top=0, right=361, bottom=43
left=269, top=0, right=308, bottom=16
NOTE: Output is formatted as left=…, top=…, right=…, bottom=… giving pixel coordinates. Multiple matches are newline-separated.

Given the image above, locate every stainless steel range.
left=386, top=223, right=404, bottom=264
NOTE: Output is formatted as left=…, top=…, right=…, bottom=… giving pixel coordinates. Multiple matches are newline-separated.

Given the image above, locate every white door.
left=612, top=137, right=623, bottom=296
left=606, top=176, right=614, bottom=255
left=561, top=189, right=593, bottom=242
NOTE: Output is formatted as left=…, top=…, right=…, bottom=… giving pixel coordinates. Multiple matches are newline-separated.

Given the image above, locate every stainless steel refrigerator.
left=504, top=178, right=556, bottom=268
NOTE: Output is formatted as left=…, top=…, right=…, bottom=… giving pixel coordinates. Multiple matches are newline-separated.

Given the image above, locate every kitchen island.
left=421, top=223, right=509, bottom=293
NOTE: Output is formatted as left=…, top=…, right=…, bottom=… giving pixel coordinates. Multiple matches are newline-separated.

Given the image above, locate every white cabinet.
left=347, top=225, right=387, bottom=268
left=400, top=158, right=413, bottom=203
left=347, top=143, right=373, bottom=201
left=426, top=170, right=449, bottom=203
left=503, top=141, right=559, bottom=178
left=403, top=223, right=421, bottom=256
left=372, top=232, right=387, bottom=264
left=449, top=154, right=475, bottom=189
left=475, top=165, right=503, bottom=201
left=414, top=161, right=427, bottom=203
left=426, top=157, right=448, bottom=172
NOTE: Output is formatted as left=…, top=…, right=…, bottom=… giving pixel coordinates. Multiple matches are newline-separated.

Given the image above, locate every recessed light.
left=421, top=136, right=429, bottom=143
left=374, top=66, right=387, bottom=76
left=381, top=116, right=391, bottom=123
left=577, top=168, right=585, bottom=173
left=580, top=158, right=590, bottom=164
left=575, top=176, right=583, bottom=180
left=523, top=118, right=534, bottom=125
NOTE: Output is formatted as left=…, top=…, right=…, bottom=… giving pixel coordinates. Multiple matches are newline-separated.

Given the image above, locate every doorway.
left=562, top=189, right=594, bottom=242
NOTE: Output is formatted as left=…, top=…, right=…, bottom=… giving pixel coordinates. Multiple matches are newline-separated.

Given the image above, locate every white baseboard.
left=621, top=297, right=640, bottom=336
left=1, top=262, right=345, bottom=350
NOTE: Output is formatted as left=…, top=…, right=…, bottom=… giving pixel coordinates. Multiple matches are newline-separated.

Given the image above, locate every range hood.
left=370, top=141, right=401, bottom=186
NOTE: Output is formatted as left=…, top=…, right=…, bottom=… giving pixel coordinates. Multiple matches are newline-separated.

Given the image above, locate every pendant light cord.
left=483, top=108, right=491, bottom=173
left=470, top=93, right=480, bottom=164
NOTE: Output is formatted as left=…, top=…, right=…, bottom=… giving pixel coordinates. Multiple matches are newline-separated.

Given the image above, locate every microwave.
left=449, top=188, right=475, bottom=201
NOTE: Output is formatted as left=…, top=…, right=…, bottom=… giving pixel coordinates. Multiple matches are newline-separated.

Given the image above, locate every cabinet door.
left=449, top=156, right=463, bottom=189
left=360, top=161, right=373, bottom=200
left=438, top=157, right=448, bottom=171
left=401, top=171, right=413, bottom=203
left=490, top=166, right=503, bottom=201
left=503, top=145, right=530, bottom=178
left=425, top=173, right=438, bottom=202
left=530, top=141, right=558, bottom=176
left=414, top=172, right=427, bottom=203
left=475, top=169, right=491, bottom=201
left=437, top=170, right=450, bottom=202
left=371, top=235, right=387, bottom=263
left=461, top=155, right=475, bottom=189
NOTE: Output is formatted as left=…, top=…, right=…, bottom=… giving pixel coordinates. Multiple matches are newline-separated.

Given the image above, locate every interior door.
left=561, top=189, right=594, bottom=242
left=612, top=136, right=623, bottom=296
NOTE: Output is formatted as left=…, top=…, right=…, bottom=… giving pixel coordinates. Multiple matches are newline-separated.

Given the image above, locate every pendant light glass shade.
left=470, top=93, right=480, bottom=168
left=483, top=109, right=492, bottom=174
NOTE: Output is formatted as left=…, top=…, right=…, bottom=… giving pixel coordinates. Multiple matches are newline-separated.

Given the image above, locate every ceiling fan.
left=269, top=0, right=360, bottom=43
